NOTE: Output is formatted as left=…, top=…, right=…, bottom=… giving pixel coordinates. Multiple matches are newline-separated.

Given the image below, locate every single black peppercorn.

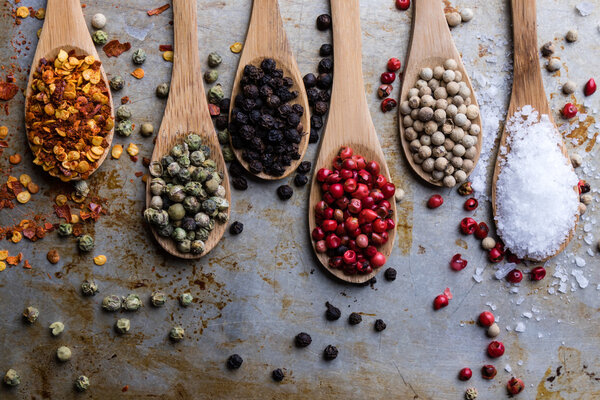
left=261, top=58, right=277, bottom=72
left=384, top=267, right=397, bottom=281
left=277, top=185, right=293, bottom=200
left=248, top=160, right=263, bottom=174
left=297, top=161, right=312, bottom=174
left=272, top=368, right=285, bottom=382
left=219, top=98, right=231, bottom=111
left=348, top=312, right=362, bottom=325
left=320, top=43, right=333, bottom=57
left=229, top=162, right=245, bottom=177
left=316, top=14, right=332, bottom=31
left=227, top=354, right=243, bottom=369
left=323, top=345, right=338, bottom=360
left=306, top=88, right=320, bottom=106
left=317, top=73, right=333, bottom=89
left=309, top=130, right=319, bottom=143
left=374, top=319, right=387, bottom=332
left=311, top=115, right=323, bottom=130
left=313, top=101, right=329, bottom=116
left=215, top=115, right=229, bottom=130
left=229, top=221, right=244, bottom=235
left=318, top=90, right=331, bottom=103
left=294, top=174, right=308, bottom=187
left=232, top=176, right=248, bottom=191
left=295, top=332, right=312, bottom=347
left=318, top=58, right=333, bottom=74
left=325, top=302, right=341, bottom=321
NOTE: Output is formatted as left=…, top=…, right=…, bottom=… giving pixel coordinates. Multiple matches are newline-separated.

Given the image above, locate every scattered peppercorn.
left=294, top=174, right=308, bottom=187
left=348, top=312, right=362, bottom=325
left=272, top=368, right=284, bottom=382
left=23, top=306, right=39, bottom=324
left=232, top=176, right=248, bottom=191
left=316, top=14, right=332, bottom=30
left=303, top=73, right=317, bottom=88
left=156, top=82, right=170, bottom=98
left=132, top=48, right=147, bottom=65
left=115, top=318, right=131, bottom=334
left=323, top=345, right=338, bottom=360
left=309, top=130, right=319, bottom=143
left=465, top=387, right=478, bottom=400
left=140, top=123, right=154, bottom=137
left=318, top=58, right=333, bottom=74
left=277, top=185, right=293, bottom=200
left=169, top=326, right=185, bottom=342
left=227, top=354, right=243, bottom=369
left=540, top=41, right=555, bottom=56
left=49, top=321, right=65, bottom=336
left=3, top=369, right=20, bottom=387
left=78, top=234, right=95, bottom=252
left=208, top=52, right=222, bottom=68
left=92, top=30, right=108, bottom=45
left=297, top=161, right=312, bottom=174
left=204, top=70, right=219, bottom=84
left=150, top=291, right=167, bottom=307
left=325, top=302, right=341, bottom=321
left=295, top=332, right=312, bottom=348
left=56, top=346, right=71, bottom=362
left=102, top=295, right=122, bottom=311
left=320, top=44, right=333, bottom=57
left=384, top=267, right=397, bottom=281
left=229, top=221, right=244, bottom=235
left=374, top=319, right=387, bottom=332
left=481, top=364, right=497, bottom=379
left=179, top=293, right=194, bottom=307
left=81, top=279, right=99, bottom=296
left=74, top=375, right=90, bottom=392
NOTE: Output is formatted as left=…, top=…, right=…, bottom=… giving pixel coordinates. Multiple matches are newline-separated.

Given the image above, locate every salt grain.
left=505, top=364, right=512, bottom=373
left=575, top=256, right=586, bottom=267
left=495, top=108, right=580, bottom=260
left=571, top=269, right=589, bottom=288
left=515, top=322, right=526, bottom=332
left=576, top=2, right=594, bottom=16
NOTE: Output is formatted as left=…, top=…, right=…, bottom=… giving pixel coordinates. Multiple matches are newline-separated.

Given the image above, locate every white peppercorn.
left=454, top=170, right=467, bottom=183
left=443, top=175, right=457, bottom=187
left=432, top=146, right=446, bottom=158
left=434, top=109, right=446, bottom=123
left=395, top=188, right=405, bottom=202
left=433, top=66, right=444, bottom=79
left=409, top=139, right=421, bottom=152
left=482, top=237, right=496, bottom=250
left=464, top=96, right=471, bottom=106
left=487, top=322, right=500, bottom=338
left=408, top=88, right=419, bottom=98
left=546, top=58, right=561, bottom=72
left=444, top=59, right=458, bottom=70
left=562, top=81, right=576, bottom=95
left=409, top=96, right=420, bottom=108
left=450, top=156, right=463, bottom=169
left=464, top=146, right=478, bottom=161
left=424, top=121, right=438, bottom=135
left=458, top=84, right=471, bottom=99
left=462, top=159, right=474, bottom=172
left=581, top=194, right=592, bottom=205
left=400, top=101, right=411, bottom=115
left=434, top=157, right=448, bottom=171
left=565, top=29, right=578, bottom=43
left=435, top=99, right=448, bottom=110
left=413, top=153, right=425, bottom=164
left=570, top=153, right=582, bottom=168
left=91, top=13, right=106, bottom=29
left=453, top=95, right=465, bottom=106
left=461, top=134, right=476, bottom=149
left=579, top=202, right=587, bottom=215
left=446, top=104, right=458, bottom=118
left=415, top=79, right=428, bottom=89
left=418, top=86, right=432, bottom=97
left=466, top=105, right=479, bottom=120
left=446, top=12, right=461, bottom=27
left=428, top=78, right=440, bottom=90
left=403, top=115, right=413, bottom=127
left=446, top=81, right=459, bottom=96
left=405, top=127, right=418, bottom=141
left=444, top=138, right=455, bottom=151
left=452, top=144, right=466, bottom=157
left=460, top=8, right=474, bottom=22
left=454, top=70, right=463, bottom=82
left=442, top=69, right=456, bottom=83
left=420, top=67, right=433, bottom=81
left=413, top=120, right=424, bottom=132
left=431, top=131, right=445, bottom=145
left=454, top=113, right=468, bottom=127
left=418, top=145, right=432, bottom=159
left=411, top=109, right=419, bottom=119
left=469, top=124, right=481, bottom=135
left=444, top=163, right=455, bottom=175
left=442, top=123, right=453, bottom=134
left=419, top=134, right=431, bottom=146
left=57, top=346, right=72, bottom=362
left=432, top=170, right=444, bottom=181
left=420, top=95, right=434, bottom=108
left=450, top=127, right=465, bottom=142
left=140, top=123, right=154, bottom=137
left=457, top=104, right=468, bottom=115
left=422, top=158, right=435, bottom=172
left=434, top=86, right=448, bottom=100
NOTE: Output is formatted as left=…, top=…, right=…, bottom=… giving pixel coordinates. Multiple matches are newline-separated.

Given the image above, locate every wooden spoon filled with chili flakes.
left=24, top=0, right=114, bottom=182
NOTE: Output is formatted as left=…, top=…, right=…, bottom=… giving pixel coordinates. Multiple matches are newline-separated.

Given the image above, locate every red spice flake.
left=23, top=259, right=32, bottom=269
left=121, top=96, right=129, bottom=104
left=44, top=222, right=53, bottom=231
left=0, top=81, right=19, bottom=101
left=72, top=224, right=83, bottom=237
left=159, top=45, right=172, bottom=52
left=22, top=227, right=36, bottom=240
left=0, top=141, right=8, bottom=148
left=142, top=157, right=150, bottom=167
left=208, top=104, right=220, bottom=116
left=6, top=253, right=22, bottom=265
left=443, top=287, right=453, bottom=300
left=53, top=204, right=72, bottom=223
left=147, top=4, right=170, bottom=16
left=134, top=171, right=143, bottom=177
left=122, top=385, right=129, bottom=392
left=130, top=155, right=138, bottom=162
left=103, top=40, right=132, bottom=58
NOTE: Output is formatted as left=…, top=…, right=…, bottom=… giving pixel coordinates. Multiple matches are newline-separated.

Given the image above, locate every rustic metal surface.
left=1, top=0, right=600, bottom=399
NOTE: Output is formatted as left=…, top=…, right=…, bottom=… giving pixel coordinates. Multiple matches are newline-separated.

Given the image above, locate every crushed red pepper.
left=147, top=4, right=170, bottom=16
left=103, top=40, right=131, bottom=58
left=0, top=80, right=19, bottom=100
left=25, top=49, right=113, bottom=181
left=158, top=44, right=172, bottom=52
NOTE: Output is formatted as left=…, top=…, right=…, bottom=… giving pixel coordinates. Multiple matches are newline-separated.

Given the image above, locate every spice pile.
left=25, top=49, right=114, bottom=181
left=229, top=59, right=305, bottom=177
left=144, top=133, right=229, bottom=255
left=401, top=59, right=480, bottom=187
left=312, top=146, right=395, bottom=275
left=495, top=106, right=579, bottom=260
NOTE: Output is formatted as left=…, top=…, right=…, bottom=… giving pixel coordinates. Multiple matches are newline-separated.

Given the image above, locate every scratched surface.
left=1, top=0, right=600, bottom=399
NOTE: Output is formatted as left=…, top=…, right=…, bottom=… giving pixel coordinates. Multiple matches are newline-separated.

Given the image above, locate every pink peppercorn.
left=380, top=72, right=396, bottom=84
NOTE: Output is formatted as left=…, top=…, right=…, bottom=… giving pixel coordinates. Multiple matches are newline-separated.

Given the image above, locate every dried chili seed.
left=374, top=319, right=387, bottom=332
left=229, top=221, right=244, bottom=235
left=325, top=302, right=341, bottom=321
left=316, top=14, right=332, bottom=30
left=295, top=332, right=312, bottom=347
left=47, top=249, right=60, bottom=264
left=348, top=312, right=362, bottom=325
left=227, top=354, right=243, bottom=369
left=294, top=174, right=308, bottom=187
left=323, top=345, right=338, bottom=360
left=384, top=267, right=397, bottom=281
left=271, top=368, right=284, bottom=382
left=277, top=185, right=293, bottom=200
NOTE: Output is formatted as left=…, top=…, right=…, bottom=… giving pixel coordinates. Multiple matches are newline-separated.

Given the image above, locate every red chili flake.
left=53, top=204, right=72, bottom=223
left=134, top=171, right=143, bottom=177
left=142, top=157, right=150, bottom=167
left=122, top=385, right=129, bottom=392
left=103, top=40, right=132, bottom=58
left=22, top=227, right=36, bottom=240
left=6, top=253, right=22, bottom=265
left=72, top=224, right=83, bottom=237
left=23, top=259, right=32, bottom=269
left=208, top=104, right=220, bottom=116
left=0, top=81, right=19, bottom=101
left=0, top=141, right=8, bottom=148
left=147, top=4, right=170, bottom=16
left=130, top=155, right=138, bottom=162
left=159, top=45, right=173, bottom=52
left=121, top=96, right=130, bottom=104
left=44, top=222, right=53, bottom=231
left=443, top=287, right=453, bottom=300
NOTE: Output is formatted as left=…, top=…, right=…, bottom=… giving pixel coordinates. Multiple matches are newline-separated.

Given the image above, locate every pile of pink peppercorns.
left=312, top=146, right=396, bottom=275
left=378, top=57, right=401, bottom=112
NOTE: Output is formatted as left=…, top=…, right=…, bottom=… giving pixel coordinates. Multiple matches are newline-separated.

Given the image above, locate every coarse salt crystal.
left=515, top=322, right=526, bottom=332
left=576, top=2, right=594, bottom=16
left=505, top=364, right=512, bottom=373
left=572, top=269, right=589, bottom=288
left=575, top=256, right=586, bottom=267
left=485, top=302, right=497, bottom=311
left=516, top=297, right=525, bottom=305
left=523, top=312, right=533, bottom=319
left=518, top=360, right=524, bottom=366
left=473, top=274, right=483, bottom=283
left=494, top=108, right=580, bottom=260
left=495, top=263, right=516, bottom=280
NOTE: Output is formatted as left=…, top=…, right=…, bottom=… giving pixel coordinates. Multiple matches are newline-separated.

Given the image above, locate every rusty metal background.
left=1, top=0, right=600, bottom=399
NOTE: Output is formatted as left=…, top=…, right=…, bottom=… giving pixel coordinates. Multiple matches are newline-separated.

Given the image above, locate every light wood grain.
left=398, top=0, right=482, bottom=187
left=491, top=0, right=578, bottom=262
left=24, top=0, right=114, bottom=180
left=228, top=0, right=310, bottom=180
left=145, top=0, right=231, bottom=259
left=308, top=0, right=397, bottom=284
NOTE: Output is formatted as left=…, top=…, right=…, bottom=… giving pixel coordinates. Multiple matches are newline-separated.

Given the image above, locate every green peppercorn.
left=78, top=234, right=94, bottom=252
left=217, top=129, right=230, bottom=145
left=177, top=239, right=191, bottom=253
left=116, top=105, right=132, bottom=121
left=212, top=196, right=229, bottom=211
left=190, top=150, right=206, bottom=166
left=179, top=293, right=193, bottom=307
left=168, top=203, right=186, bottom=221
left=101, top=295, right=121, bottom=312
left=195, top=227, right=210, bottom=241
left=115, top=119, right=133, bottom=137
left=207, top=52, right=222, bottom=68
left=190, top=240, right=205, bottom=254
left=194, top=212, right=210, bottom=228
left=204, top=70, right=219, bottom=84
left=216, top=212, right=228, bottom=223
left=185, top=133, right=202, bottom=151
left=3, top=369, right=21, bottom=387
left=157, top=224, right=174, bottom=237
left=58, top=223, right=73, bottom=236
left=115, top=318, right=130, bottom=334
left=222, top=145, right=235, bottom=162
left=191, top=168, right=209, bottom=183
left=91, top=30, right=108, bottom=45
left=140, top=122, right=154, bottom=137
left=23, top=306, right=39, bottom=324
left=151, top=291, right=167, bottom=307
left=168, top=185, right=186, bottom=202
left=169, top=325, right=185, bottom=341
left=132, top=48, right=146, bottom=65
left=150, top=178, right=166, bottom=195
left=123, top=294, right=142, bottom=311
left=208, top=84, right=225, bottom=104
left=109, top=75, right=125, bottom=91
left=74, top=375, right=90, bottom=392
left=49, top=321, right=65, bottom=336
left=183, top=196, right=201, bottom=214
left=202, top=199, right=218, bottom=216
left=156, top=82, right=170, bottom=99
left=81, top=279, right=99, bottom=296
left=171, top=227, right=187, bottom=242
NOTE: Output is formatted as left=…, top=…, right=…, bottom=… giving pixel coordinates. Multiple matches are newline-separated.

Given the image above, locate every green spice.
left=179, top=293, right=193, bottom=307
left=74, top=375, right=90, bottom=392
left=56, top=346, right=71, bottom=362
left=115, top=119, right=133, bottom=137
left=81, top=279, right=99, bottom=296
left=116, top=105, right=132, bottom=121
left=204, top=70, right=218, bottom=84
left=115, top=318, right=130, bottom=334
left=169, top=326, right=185, bottom=342
left=140, top=122, right=154, bottom=137
left=3, top=369, right=20, bottom=386
left=109, top=75, right=125, bottom=91
left=132, top=48, right=147, bottom=65
left=58, top=223, right=73, bottom=236
left=217, top=129, right=230, bottom=145
left=156, top=82, right=170, bottom=99
left=101, top=295, right=121, bottom=312
left=150, top=291, right=167, bottom=307
left=222, top=146, right=235, bottom=162
left=207, top=52, right=222, bottom=68
left=208, top=84, right=224, bottom=104
left=49, top=321, right=64, bottom=336
left=78, top=234, right=94, bottom=252
left=91, top=30, right=108, bottom=45
left=23, top=306, right=39, bottom=324
left=122, top=294, right=142, bottom=311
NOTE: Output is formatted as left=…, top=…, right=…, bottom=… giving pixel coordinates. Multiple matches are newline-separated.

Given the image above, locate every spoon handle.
left=41, top=0, right=90, bottom=51
left=411, top=0, right=450, bottom=54
left=247, top=0, right=288, bottom=54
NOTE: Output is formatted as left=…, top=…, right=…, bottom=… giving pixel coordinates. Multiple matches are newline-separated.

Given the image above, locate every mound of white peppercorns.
left=400, top=58, right=480, bottom=187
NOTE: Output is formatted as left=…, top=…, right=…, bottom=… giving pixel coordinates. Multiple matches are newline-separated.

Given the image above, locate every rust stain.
left=279, top=295, right=293, bottom=318
left=478, top=44, right=489, bottom=58
left=460, top=320, right=475, bottom=325
left=455, top=238, right=468, bottom=249
left=396, top=200, right=413, bottom=255
left=442, top=0, right=458, bottom=13
left=417, top=245, right=425, bottom=254
left=565, top=115, right=596, bottom=151
left=537, top=346, right=600, bottom=398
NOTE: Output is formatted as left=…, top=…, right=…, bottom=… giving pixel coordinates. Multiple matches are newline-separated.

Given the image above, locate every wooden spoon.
left=491, top=0, right=578, bottom=261
left=398, top=0, right=482, bottom=187
left=228, top=0, right=310, bottom=180
left=25, top=0, right=114, bottom=180
left=145, top=0, right=230, bottom=259
left=308, top=0, right=397, bottom=284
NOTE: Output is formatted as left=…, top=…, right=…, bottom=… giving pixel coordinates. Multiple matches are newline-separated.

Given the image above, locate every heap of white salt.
left=495, top=106, right=579, bottom=260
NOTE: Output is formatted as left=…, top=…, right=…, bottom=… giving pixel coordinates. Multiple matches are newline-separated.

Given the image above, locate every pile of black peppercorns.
left=229, top=58, right=306, bottom=177
left=303, top=41, right=333, bottom=146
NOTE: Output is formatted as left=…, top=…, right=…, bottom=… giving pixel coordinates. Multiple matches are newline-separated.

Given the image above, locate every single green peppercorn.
left=217, top=129, right=230, bottom=145
left=109, top=75, right=125, bottom=91
left=78, top=234, right=94, bottom=252
left=169, top=325, right=185, bottom=341
left=115, top=119, right=133, bottom=137
left=23, top=306, right=39, bottom=324
left=74, top=375, right=90, bottom=392
left=116, top=105, right=132, bottom=121
left=204, top=70, right=219, bottom=84
left=179, top=293, right=194, bottom=307
left=58, top=223, right=73, bottom=236
left=140, top=123, right=154, bottom=137
left=156, top=82, right=170, bottom=99
left=115, top=318, right=130, bottom=334
left=222, top=146, right=235, bottom=162
left=207, top=52, right=222, bottom=68
left=151, top=291, right=167, bottom=307
left=123, top=294, right=142, bottom=311
left=73, top=180, right=90, bottom=198
left=81, top=279, right=99, bottom=296
left=3, top=369, right=21, bottom=387
left=132, top=48, right=146, bottom=65
left=91, top=30, right=108, bottom=45
left=102, top=295, right=121, bottom=312
left=208, top=84, right=225, bottom=104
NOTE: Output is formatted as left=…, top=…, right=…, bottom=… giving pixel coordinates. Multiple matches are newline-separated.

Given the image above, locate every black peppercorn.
left=325, top=302, right=341, bottom=321
left=311, top=115, right=323, bottom=130
left=227, top=354, right=243, bottom=369
left=277, top=185, right=293, bottom=200
left=323, top=345, right=338, bottom=360
left=215, top=115, right=229, bottom=130
left=261, top=58, right=276, bottom=72
left=313, top=101, right=329, bottom=116
left=384, top=267, right=397, bottom=281
left=374, top=319, right=387, bottom=332
left=303, top=73, right=317, bottom=88
left=248, top=160, right=263, bottom=174
left=318, top=58, right=333, bottom=74
left=318, top=90, right=331, bottom=103
left=309, top=130, right=319, bottom=143
left=272, top=368, right=285, bottom=382
left=320, top=43, right=333, bottom=57
left=232, top=176, right=248, bottom=191
left=294, top=174, right=308, bottom=187
left=348, top=312, right=362, bottom=325
left=292, top=104, right=304, bottom=115
left=316, top=14, right=332, bottom=31
left=295, top=332, right=312, bottom=348
left=229, top=221, right=244, bottom=235
left=297, top=161, right=312, bottom=174
left=317, top=73, right=333, bottom=89
left=229, top=161, right=245, bottom=177
left=282, top=77, right=294, bottom=88
left=306, top=87, right=320, bottom=106
left=243, top=84, right=259, bottom=99
left=219, top=98, right=231, bottom=111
